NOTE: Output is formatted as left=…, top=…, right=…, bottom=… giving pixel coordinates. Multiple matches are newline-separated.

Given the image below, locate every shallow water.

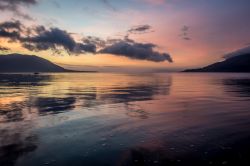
left=0, top=73, right=250, bottom=166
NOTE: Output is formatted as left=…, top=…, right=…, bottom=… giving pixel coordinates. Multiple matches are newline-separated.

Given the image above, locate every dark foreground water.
left=0, top=73, right=250, bottom=166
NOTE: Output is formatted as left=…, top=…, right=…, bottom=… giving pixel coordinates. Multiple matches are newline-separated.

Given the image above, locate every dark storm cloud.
left=128, top=25, right=153, bottom=34
left=99, top=39, right=173, bottom=63
left=0, top=0, right=37, bottom=20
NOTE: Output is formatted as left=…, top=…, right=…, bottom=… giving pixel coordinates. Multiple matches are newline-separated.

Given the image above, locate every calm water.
left=0, top=73, right=250, bottom=166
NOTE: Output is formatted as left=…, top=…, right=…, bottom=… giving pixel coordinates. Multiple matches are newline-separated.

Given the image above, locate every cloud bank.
left=0, top=21, right=96, bottom=54
left=100, top=38, right=173, bottom=63
left=0, top=20, right=173, bottom=63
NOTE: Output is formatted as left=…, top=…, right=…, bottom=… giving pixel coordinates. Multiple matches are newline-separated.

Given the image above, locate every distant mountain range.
left=184, top=53, right=250, bottom=72
left=0, top=54, right=72, bottom=73
left=1, top=51, right=250, bottom=73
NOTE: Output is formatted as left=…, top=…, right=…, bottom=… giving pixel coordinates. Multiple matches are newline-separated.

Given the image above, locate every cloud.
left=0, top=20, right=173, bottom=63
left=0, top=20, right=22, bottom=30
left=83, top=36, right=106, bottom=48
left=17, top=12, right=34, bottom=21
left=0, top=46, right=10, bottom=51
left=74, top=43, right=96, bottom=53
left=223, top=46, right=250, bottom=59
left=179, top=25, right=191, bottom=41
left=128, top=25, right=154, bottom=34
left=0, top=0, right=37, bottom=20
left=99, top=25, right=173, bottom=63
left=0, top=21, right=96, bottom=54
left=183, top=37, right=191, bottom=40
left=99, top=38, right=173, bottom=63
left=0, top=0, right=37, bottom=9
left=21, top=27, right=97, bottom=53
left=101, top=0, right=117, bottom=11
left=0, top=20, right=22, bottom=40
left=51, top=0, right=60, bottom=9
left=22, top=27, right=76, bottom=52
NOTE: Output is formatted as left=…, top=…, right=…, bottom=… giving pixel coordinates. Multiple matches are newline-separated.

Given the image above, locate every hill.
left=184, top=53, right=250, bottom=72
left=0, top=54, right=68, bottom=73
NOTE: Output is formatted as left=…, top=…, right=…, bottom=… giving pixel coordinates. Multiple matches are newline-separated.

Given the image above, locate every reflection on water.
left=0, top=73, right=171, bottom=122
left=0, top=130, right=37, bottom=166
left=0, top=73, right=250, bottom=166
left=35, top=97, right=76, bottom=115
left=0, top=74, right=51, bottom=87
left=223, top=79, right=250, bottom=97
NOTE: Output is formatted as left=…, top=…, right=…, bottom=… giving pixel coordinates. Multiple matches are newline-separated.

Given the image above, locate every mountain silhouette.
left=184, top=53, right=250, bottom=72
left=0, top=54, right=69, bottom=73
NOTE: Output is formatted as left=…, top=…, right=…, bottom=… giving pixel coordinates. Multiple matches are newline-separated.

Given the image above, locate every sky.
left=0, top=0, right=250, bottom=71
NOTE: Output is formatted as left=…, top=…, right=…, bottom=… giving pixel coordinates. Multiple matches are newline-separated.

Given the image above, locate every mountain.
left=0, top=54, right=68, bottom=73
left=184, top=53, right=250, bottom=72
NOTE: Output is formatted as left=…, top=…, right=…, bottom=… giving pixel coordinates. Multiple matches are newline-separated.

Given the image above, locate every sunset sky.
left=0, top=0, right=250, bottom=71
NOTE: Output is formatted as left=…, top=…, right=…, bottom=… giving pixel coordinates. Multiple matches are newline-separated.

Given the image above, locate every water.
left=0, top=73, right=250, bottom=166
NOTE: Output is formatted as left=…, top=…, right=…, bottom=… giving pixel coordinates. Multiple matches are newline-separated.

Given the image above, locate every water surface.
left=0, top=73, right=250, bottom=166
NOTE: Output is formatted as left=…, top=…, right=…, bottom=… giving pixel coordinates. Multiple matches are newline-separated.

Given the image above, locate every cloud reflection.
left=223, top=78, right=250, bottom=97
left=0, top=74, right=51, bottom=86
left=0, top=73, right=172, bottom=123
left=35, top=97, right=76, bottom=115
